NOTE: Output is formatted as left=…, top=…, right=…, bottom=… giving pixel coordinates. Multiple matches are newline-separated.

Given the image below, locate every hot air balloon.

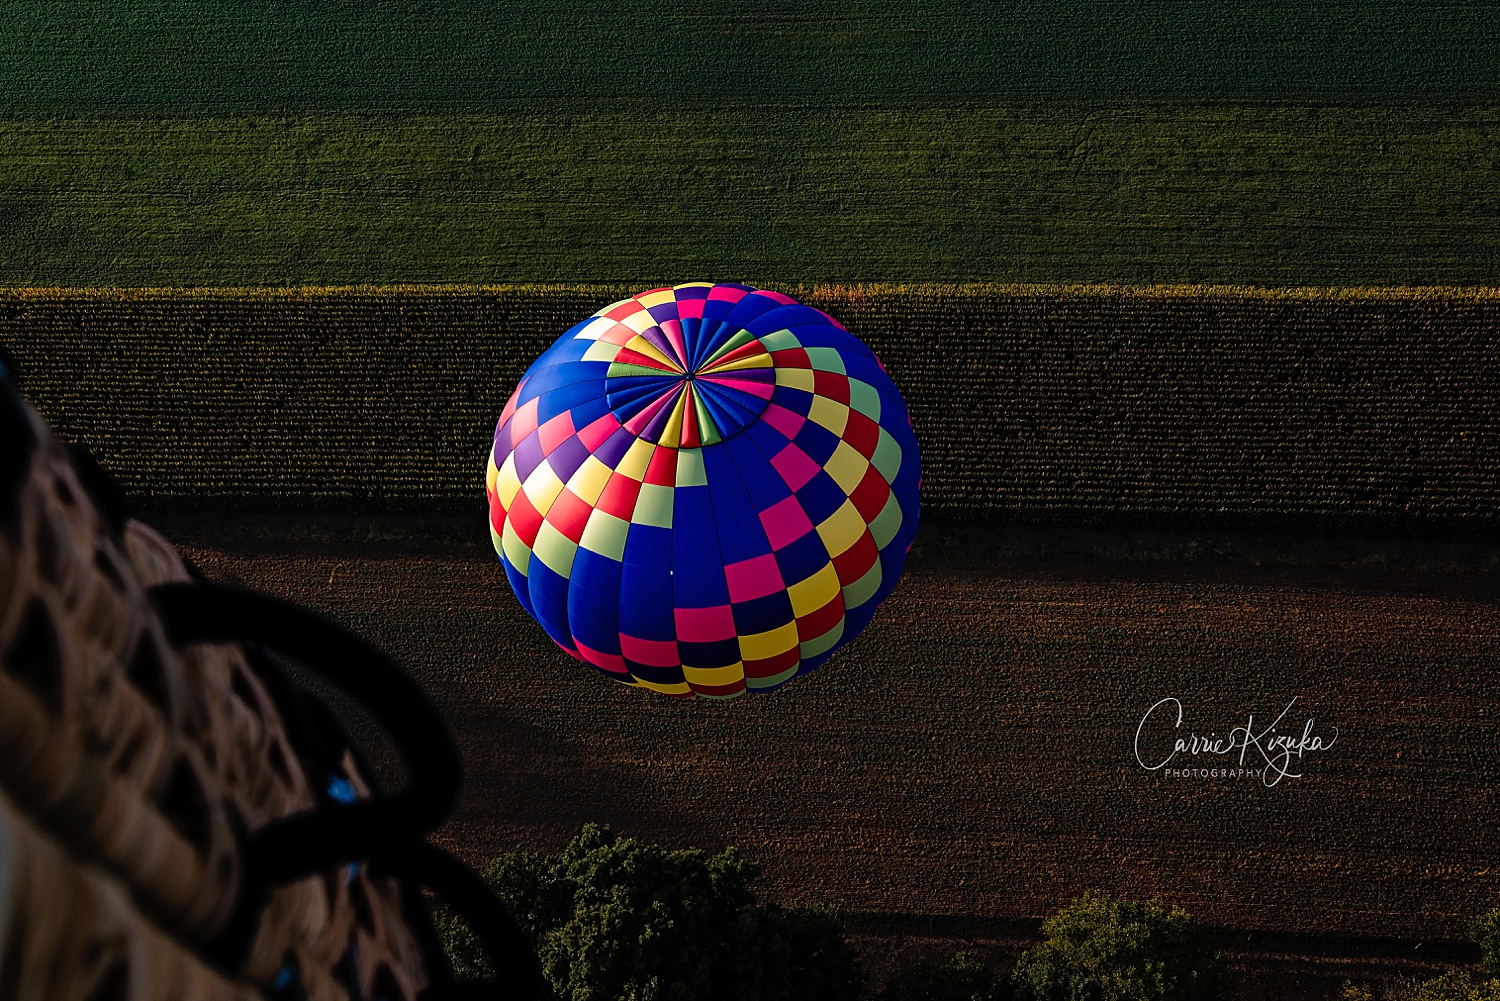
left=485, top=283, right=920, bottom=698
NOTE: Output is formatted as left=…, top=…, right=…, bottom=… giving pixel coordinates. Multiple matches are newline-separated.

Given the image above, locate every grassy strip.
left=7, top=284, right=1500, bottom=525
left=1, top=105, right=1498, bottom=286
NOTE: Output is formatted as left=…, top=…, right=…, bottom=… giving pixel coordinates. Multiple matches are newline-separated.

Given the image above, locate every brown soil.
left=149, top=508, right=1500, bottom=998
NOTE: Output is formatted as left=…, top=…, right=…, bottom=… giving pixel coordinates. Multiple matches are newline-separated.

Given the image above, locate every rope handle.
left=150, top=581, right=462, bottom=879
left=373, top=844, right=548, bottom=1001
left=149, top=580, right=468, bottom=972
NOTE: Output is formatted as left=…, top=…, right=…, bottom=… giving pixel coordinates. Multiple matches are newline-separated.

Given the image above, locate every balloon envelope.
left=486, top=283, right=920, bottom=698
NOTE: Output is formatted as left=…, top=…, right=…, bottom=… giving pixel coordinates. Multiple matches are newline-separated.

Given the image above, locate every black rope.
left=149, top=582, right=462, bottom=879
left=150, top=581, right=469, bottom=973
left=0, top=359, right=36, bottom=535
left=0, top=342, right=20, bottom=385
left=147, top=579, right=548, bottom=999
left=371, top=844, right=548, bottom=1001
left=63, top=441, right=129, bottom=540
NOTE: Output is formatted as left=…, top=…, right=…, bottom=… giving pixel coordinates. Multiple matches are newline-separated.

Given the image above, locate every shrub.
left=1403, top=972, right=1500, bottom=1001
left=433, top=823, right=863, bottom=1001
left=1341, top=908, right=1500, bottom=1001
left=1010, top=891, right=1233, bottom=1001
left=1471, top=910, right=1500, bottom=980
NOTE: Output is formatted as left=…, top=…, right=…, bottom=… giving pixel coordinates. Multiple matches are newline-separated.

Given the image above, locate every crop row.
left=9, top=2, right=1497, bottom=111
left=3, top=105, right=1499, bottom=288
left=6, top=284, right=1500, bottom=527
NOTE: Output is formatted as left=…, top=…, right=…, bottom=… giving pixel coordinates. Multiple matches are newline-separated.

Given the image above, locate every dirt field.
left=150, top=507, right=1500, bottom=996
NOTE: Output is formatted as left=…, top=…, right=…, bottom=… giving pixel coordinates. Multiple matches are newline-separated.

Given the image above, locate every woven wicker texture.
left=0, top=790, right=260, bottom=1001
left=0, top=393, right=430, bottom=999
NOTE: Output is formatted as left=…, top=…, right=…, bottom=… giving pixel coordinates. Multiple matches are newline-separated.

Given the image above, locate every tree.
left=434, top=823, right=864, bottom=1001
left=1471, top=909, right=1500, bottom=980
left=1010, top=891, right=1232, bottom=1001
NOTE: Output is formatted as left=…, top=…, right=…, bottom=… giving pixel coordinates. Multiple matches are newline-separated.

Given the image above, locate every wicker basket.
left=0, top=373, right=457, bottom=998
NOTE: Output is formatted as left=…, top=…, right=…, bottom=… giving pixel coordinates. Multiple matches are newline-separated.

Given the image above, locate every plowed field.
left=152, top=509, right=1500, bottom=953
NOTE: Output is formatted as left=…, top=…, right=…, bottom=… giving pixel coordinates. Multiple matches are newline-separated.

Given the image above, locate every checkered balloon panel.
left=486, top=283, right=921, bottom=698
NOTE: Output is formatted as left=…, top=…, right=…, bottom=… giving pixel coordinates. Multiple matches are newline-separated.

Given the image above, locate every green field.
left=2, top=3, right=1499, bottom=286
left=6, top=2, right=1499, bottom=111
left=1, top=105, right=1498, bottom=286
